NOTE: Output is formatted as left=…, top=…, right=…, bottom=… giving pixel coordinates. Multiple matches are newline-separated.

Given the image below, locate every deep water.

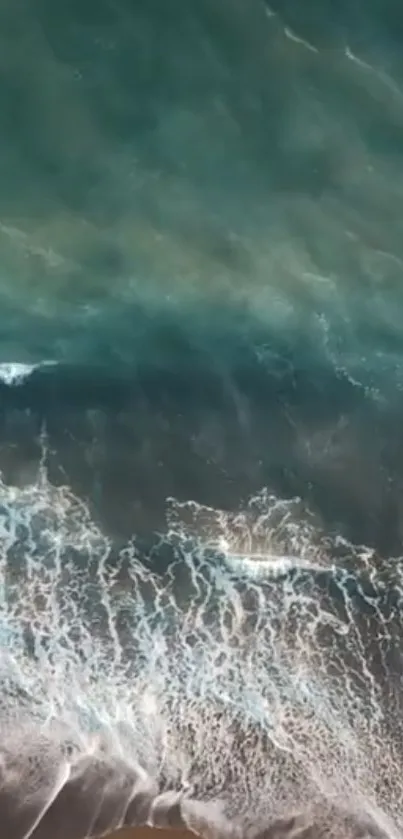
left=1, top=0, right=403, bottom=551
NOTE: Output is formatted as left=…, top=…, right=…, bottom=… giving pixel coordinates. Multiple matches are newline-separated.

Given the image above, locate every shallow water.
left=2, top=1, right=403, bottom=837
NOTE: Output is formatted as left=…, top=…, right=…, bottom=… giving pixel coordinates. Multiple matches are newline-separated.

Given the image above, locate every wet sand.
left=108, top=830, right=191, bottom=839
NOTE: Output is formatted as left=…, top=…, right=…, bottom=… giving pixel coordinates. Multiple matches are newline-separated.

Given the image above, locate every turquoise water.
left=1, top=0, right=403, bottom=550
left=2, top=2, right=403, bottom=837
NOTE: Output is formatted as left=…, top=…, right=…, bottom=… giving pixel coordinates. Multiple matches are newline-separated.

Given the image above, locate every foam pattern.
left=0, top=456, right=402, bottom=838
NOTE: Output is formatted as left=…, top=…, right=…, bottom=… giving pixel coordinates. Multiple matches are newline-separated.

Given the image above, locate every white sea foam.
left=0, top=360, right=57, bottom=386
left=0, top=450, right=401, bottom=835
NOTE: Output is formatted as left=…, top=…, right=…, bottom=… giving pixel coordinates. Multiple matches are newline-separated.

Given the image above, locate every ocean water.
left=2, top=1, right=403, bottom=837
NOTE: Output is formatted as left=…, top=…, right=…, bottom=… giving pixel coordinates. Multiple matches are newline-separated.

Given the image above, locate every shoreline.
left=107, top=831, right=191, bottom=838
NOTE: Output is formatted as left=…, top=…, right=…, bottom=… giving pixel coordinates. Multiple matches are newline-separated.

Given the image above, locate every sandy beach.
left=107, top=830, right=192, bottom=839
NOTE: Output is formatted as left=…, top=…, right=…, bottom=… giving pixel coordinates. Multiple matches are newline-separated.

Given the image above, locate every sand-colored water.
left=126, top=831, right=190, bottom=837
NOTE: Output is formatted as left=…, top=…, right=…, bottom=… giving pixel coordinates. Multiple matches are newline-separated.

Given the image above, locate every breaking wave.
left=0, top=361, right=57, bottom=387
left=1, top=441, right=403, bottom=838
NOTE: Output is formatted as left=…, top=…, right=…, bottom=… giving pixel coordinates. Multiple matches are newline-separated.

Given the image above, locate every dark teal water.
left=2, top=3, right=403, bottom=836
left=2, top=0, right=403, bottom=551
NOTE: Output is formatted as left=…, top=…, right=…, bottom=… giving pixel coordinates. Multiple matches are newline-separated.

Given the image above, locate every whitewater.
left=0, top=436, right=402, bottom=839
